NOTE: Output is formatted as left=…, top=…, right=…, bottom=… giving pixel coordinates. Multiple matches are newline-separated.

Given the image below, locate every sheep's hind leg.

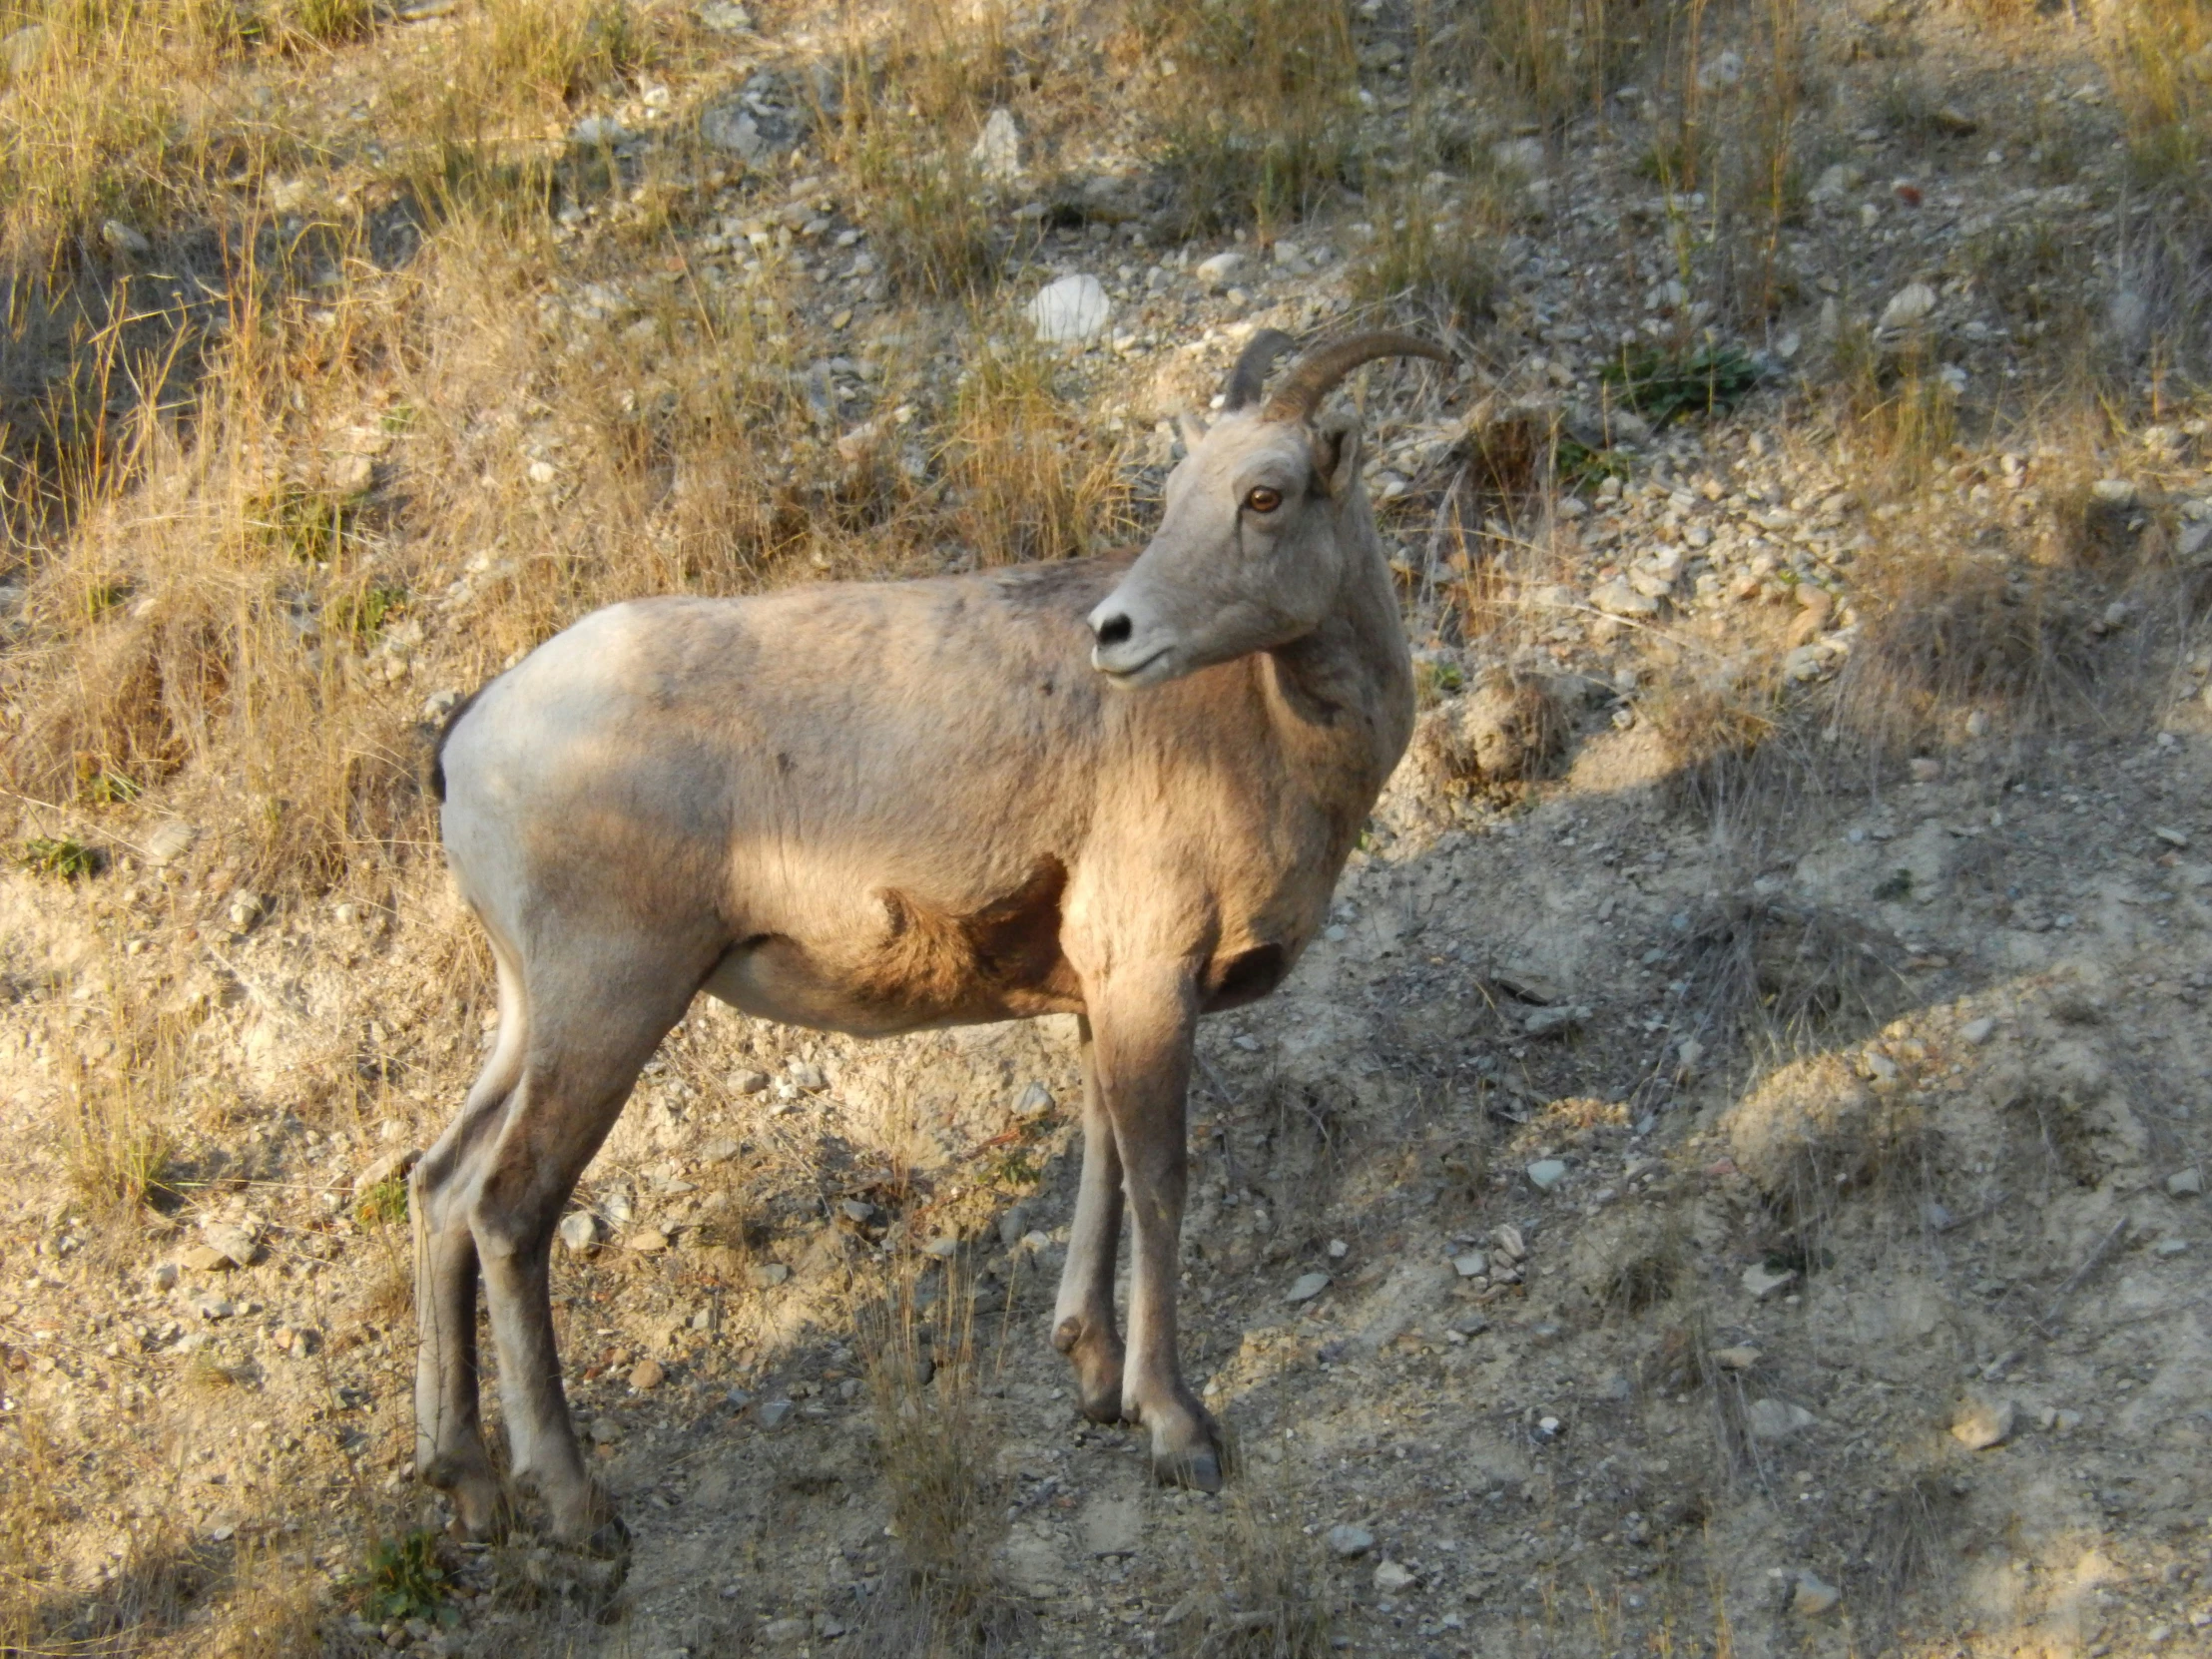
left=413, top=951, right=527, bottom=1539
left=1051, top=1016, right=1127, bottom=1423
left=469, top=941, right=712, bottom=1552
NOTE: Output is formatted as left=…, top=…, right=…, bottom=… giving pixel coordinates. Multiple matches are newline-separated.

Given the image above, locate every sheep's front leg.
left=1052, top=1015, right=1127, bottom=1423
left=1088, top=964, right=1221, bottom=1491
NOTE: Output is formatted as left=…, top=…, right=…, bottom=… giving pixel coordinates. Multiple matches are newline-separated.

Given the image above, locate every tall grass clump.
left=1133, top=0, right=1361, bottom=235
left=942, top=333, right=1132, bottom=566
left=854, top=1269, right=1025, bottom=1658
left=1460, top=0, right=1644, bottom=126
left=2098, top=0, right=2212, bottom=386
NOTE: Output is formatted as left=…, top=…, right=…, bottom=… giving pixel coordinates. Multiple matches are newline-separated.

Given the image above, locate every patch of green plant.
left=79, top=766, right=143, bottom=806
left=357, top=1531, right=457, bottom=1626
left=1872, top=867, right=1914, bottom=901
left=1601, top=342, right=1762, bottom=426
left=1555, top=435, right=1632, bottom=490
left=328, top=583, right=408, bottom=643
left=379, top=402, right=420, bottom=434
left=356, top=1174, right=409, bottom=1228
left=19, top=835, right=103, bottom=879
left=1413, top=659, right=1465, bottom=706
left=252, top=483, right=364, bottom=566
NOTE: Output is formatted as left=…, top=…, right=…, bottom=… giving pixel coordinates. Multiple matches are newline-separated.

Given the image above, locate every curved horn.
left=1221, top=327, right=1297, bottom=411
left=1260, top=330, right=1452, bottom=422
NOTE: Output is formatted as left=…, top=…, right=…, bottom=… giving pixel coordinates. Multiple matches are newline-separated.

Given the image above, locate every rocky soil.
left=4, top=0, right=2212, bottom=1655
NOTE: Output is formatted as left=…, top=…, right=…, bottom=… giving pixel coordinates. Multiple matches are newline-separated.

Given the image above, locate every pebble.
left=1374, top=1559, right=1416, bottom=1592
left=2155, top=1237, right=2190, bottom=1256
left=1747, top=1398, right=1817, bottom=1441
left=1327, top=1523, right=1375, bottom=1559
left=1950, top=1395, right=2016, bottom=1450
left=731, top=1069, right=771, bottom=1095
left=198, top=1221, right=261, bottom=1270
left=141, top=819, right=196, bottom=865
left=750, top=1263, right=791, bottom=1289
left=1793, top=1572, right=1842, bottom=1616
left=2168, top=1168, right=2204, bottom=1198
left=999, top=1207, right=1032, bottom=1247
left=1492, top=1225, right=1527, bottom=1261
left=1526, top=1160, right=1568, bottom=1192
left=922, top=1237, right=960, bottom=1260
left=1742, top=1262, right=1797, bottom=1301
left=1327, top=1238, right=1349, bottom=1259
left=1960, top=1016, right=1996, bottom=1045
left=758, top=1398, right=795, bottom=1428
left=2154, top=825, right=2191, bottom=848
left=558, top=1212, right=600, bottom=1254
left=1879, top=281, right=1937, bottom=330
left=1592, top=577, right=1660, bottom=619
left=1195, top=252, right=1243, bottom=287
left=629, top=1358, right=666, bottom=1391
left=1452, top=1251, right=1488, bottom=1278
left=1524, top=1005, right=1588, bottom=1037
left=1027, top=275, right=1111, bottom=345
left=100, top=219, right=152, bottom=258
left=2090, top=477, right=2137, bottom=506
left=1286, top=1272, right=1332, bottom=1304
left=695, top=0, right=750, bottom=28
left=788, top=1062, right=827, bottom=1091
left=627, top=1227, right=670, bottom=1254
left=762, top=1616, right=809, bottom=1643
left=150, top=1263, right=180, bottom=1293
left=1711, top=1346, right=1761, bottom=1372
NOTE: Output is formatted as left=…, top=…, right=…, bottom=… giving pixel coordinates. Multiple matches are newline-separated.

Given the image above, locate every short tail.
left=427, top=686, right=485, bottom=805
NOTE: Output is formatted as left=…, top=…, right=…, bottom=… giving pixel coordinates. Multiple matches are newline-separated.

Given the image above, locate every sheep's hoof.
left=1052, top=1317, right=1126, bottom=1425
left=1143, top=1396, right=1227, bottom=1493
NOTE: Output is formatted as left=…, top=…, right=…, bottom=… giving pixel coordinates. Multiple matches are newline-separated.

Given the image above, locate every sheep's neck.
left=1264, top=493, right=1414, bottom=816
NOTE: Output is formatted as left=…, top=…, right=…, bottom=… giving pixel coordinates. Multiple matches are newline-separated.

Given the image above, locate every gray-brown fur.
left=412, top=332, right=1447, bottom=1550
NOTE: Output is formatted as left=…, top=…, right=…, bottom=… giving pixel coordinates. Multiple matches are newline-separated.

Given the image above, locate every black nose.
left=1094, top=611, right=1133, bottom=648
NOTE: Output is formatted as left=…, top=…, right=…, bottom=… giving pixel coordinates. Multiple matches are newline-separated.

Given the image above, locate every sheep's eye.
left=1245, top=486, right=1283, bottom=514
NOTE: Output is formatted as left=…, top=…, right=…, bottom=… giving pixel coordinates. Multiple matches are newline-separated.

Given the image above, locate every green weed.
left=18, top=835, right=103, bottom=878
left=1601, top=342, right=1762, bottom=425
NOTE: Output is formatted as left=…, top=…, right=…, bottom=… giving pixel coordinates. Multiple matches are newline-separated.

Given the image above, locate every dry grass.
left=1178, top=1486, right=1338, bottom=1659
left=1133, top=0, right=1361, bottom=235
left=1457, top=0, right=1647, bottom=126
left=944, top=332, right=1134, bottom=566
left=853, top=1266, right=1024, bottom=1658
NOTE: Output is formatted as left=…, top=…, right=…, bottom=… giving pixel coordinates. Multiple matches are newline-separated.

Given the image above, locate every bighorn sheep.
left=414, top=329, right=1449, bottom=1547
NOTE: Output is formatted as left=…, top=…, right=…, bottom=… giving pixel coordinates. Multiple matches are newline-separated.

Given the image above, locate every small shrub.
left=357, top=1531, right=456, bottom=1626
left=1463, top=0, right=1645, bottom=124
left=282, top=0, right=372, bottom=43
left=328, top=583, right=409, bottom=644
left=18, top=834, right=103, bottom=878
left=1601, top=342, right=1761, bottom=425
left=250, top=483, right=364, bottom=566
left=355, top=1174, right=409, bottom=1227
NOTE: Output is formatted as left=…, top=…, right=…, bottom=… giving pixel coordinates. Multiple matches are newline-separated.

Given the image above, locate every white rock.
left=1746, top=1397, right=1817, bottom=1440
left=2090, top=477, right=2137, bottom=505
left=1696, top=49, right=1743, bottom=91
left=2168, top=1167, right=2204, bottom=1198
left=969, top=107, right=1020, bottom=183
left=558, top=1211, right=601, bottom=1254
left=141, top=819, right=197, bottom=865
left=1285, top=1271, right=1332, bottom=1303
left=1327, top=1523, right=1374, bottom=1558
left=1950, top=1395, right=2015, bottom=1450
left=1452, top=1251, right=1488, bottom=1278
left=199, top=1220, right=261, bottom=1269
left=1793, top=1572, right=1841, bottom=1616
left=695, top=0, right=750, bottom=30
left=100, top=220, right=151, bottom=259
left=758, top=1398, right=795, bottom=1428
left=1743, top=1262, right=1797, bottom=1300
left=1195, top=252, right=1243, bottom=286
left=1526, top=1160, right=1569, bottom=1192
left=1879, top=281, right=1937, bottom=331
left=1592, top=577, right=1660, bottom=619
left=570, top=116, right=632, bottom=147
left=1492, top=137, right=1546, bottom=174
left=1959, top=1016, right=1996, bottom=1045
left=1027, top=275, right=1111, bottom=345
left=1374, top=1559, right=1416, bottom=1592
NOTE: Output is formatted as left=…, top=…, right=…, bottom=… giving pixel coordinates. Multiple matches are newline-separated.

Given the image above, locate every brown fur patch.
left=859, top=858, right=1082, bottom=1018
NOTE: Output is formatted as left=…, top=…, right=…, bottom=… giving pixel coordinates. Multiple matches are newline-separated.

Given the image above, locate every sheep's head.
left=1086, top=329, right=1450, bottom=689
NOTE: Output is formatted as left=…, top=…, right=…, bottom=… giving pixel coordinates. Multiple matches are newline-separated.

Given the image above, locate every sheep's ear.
left=1174, top=410, right=1209, bottom=455
left=1310, top=413, right=1362, bottom=498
